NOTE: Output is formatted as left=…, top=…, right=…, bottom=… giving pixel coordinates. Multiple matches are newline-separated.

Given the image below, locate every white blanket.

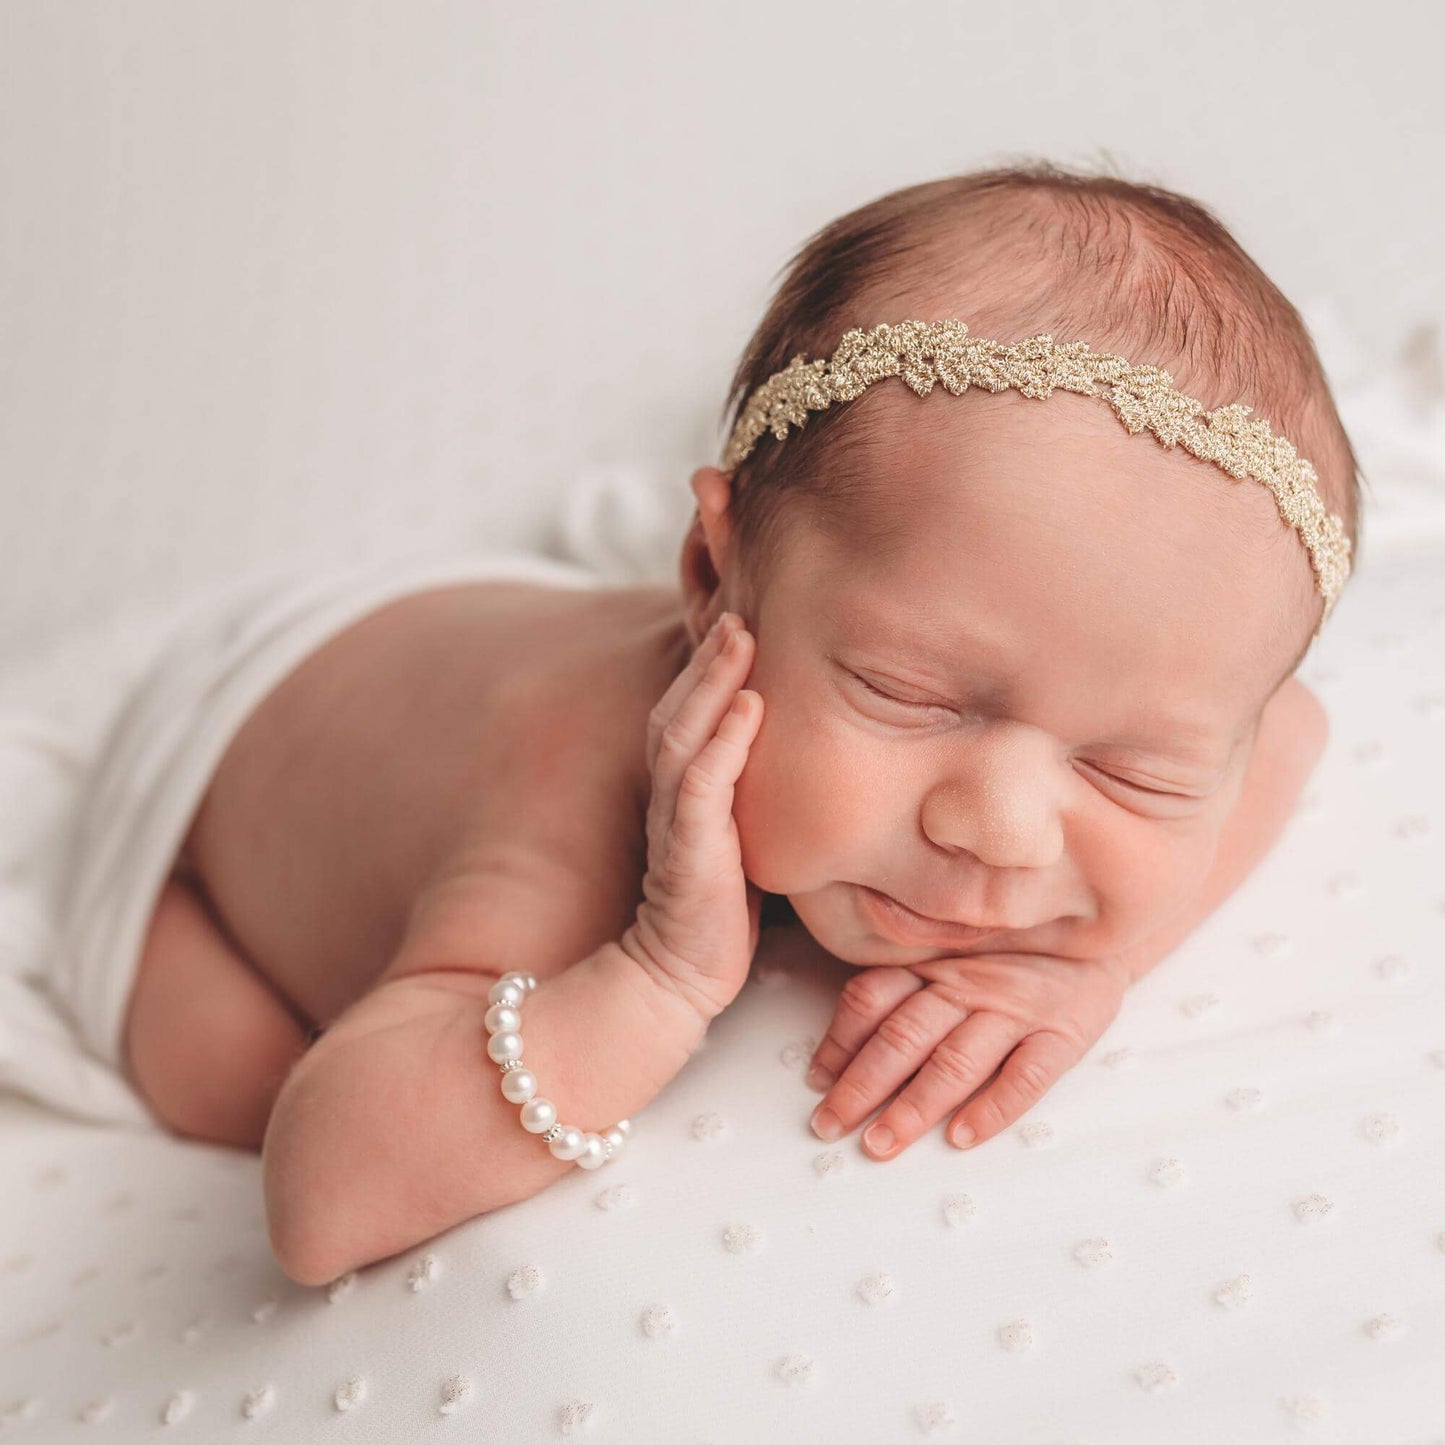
left=0, top=548, right=606, bottom=1130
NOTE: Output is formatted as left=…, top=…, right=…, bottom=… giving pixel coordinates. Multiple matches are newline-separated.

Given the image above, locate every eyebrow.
left=837, top=609, right=1232, bottom=768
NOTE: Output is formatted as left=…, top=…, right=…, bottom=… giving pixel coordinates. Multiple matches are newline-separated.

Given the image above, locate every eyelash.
left=849, top=673, right=1187, bottom=799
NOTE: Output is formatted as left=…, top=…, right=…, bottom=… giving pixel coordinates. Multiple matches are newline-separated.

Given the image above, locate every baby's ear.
left=676, top=509, right=721, bottom=646
left=689, top=465, right=737, bottom=536
left=679, top=467, right=743, bottom=640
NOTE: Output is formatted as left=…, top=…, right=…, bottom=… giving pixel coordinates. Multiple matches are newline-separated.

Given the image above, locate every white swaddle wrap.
left=0, top=545, right=617, bottom=1130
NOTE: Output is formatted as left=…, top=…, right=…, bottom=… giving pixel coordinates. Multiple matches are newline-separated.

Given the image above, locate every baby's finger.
left=648, top=623, right=751, bottom=788
left=645, top=613, right=739, bottom=772
left=647, top=630, right=755, bottom=854
left=809, top=983, right=971, bottom=1143
left=857, top=1010, right=1025, bottom=1160
left=805, top=966, right=923, bottom=1092
left=946, top=1029, right=1078, bottom=1151
left=668, top=687, right=760, bottom=858
left=647, top=627, right=751, bottom=849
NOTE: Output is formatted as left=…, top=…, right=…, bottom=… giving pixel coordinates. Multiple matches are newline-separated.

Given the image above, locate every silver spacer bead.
left=541, top=1124, right=564, bottom=1143
left=499, top=1058, right=525, bottom=1073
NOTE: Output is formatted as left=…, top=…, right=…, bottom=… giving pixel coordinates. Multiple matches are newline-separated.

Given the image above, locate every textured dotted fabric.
left=0, top=530, right=1443, bottom=1440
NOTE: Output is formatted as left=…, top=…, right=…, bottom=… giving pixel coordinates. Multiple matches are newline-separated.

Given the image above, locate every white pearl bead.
left=575, top=1133, right=608, bottom=1169
left=486, top=1030, right=523, bottom=1064
left=520, top=1098, right=557, bottom=1134
left=485, top=970, right=631, bottom=1162
left=485, top=1003, right=521, bottom=1034
left=548, top=1125, right=587, bottom=1161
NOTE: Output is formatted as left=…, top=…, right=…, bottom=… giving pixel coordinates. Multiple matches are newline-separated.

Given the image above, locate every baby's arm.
left=262, top=936, right=708, bottom=1288
left=1113, top=676, right=1330, bottom=985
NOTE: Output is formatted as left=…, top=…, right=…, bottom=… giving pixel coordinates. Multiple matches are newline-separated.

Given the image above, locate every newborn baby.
left=118, top=163, right=1354, bottom=1287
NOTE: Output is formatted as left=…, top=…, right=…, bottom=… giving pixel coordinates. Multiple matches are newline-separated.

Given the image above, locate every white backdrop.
left=2, top=0, right=1443, bottom=685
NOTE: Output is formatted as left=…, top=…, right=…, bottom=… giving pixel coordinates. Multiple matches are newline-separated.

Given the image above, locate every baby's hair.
left=719, top=155, right=1367, bottom=692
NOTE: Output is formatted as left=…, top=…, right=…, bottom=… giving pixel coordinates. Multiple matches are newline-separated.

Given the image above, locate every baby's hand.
left=622, top=611, right=764, bottom=1030
left=804, top=951, right=1130, bottom=1159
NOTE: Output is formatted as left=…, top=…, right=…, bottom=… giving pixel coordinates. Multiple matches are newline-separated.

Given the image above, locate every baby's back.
left=178, top=576, right=688, bottom=1031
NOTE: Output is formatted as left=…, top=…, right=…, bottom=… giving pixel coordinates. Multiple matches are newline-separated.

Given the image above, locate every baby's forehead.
left=824, top=387, right=1306, bottom=627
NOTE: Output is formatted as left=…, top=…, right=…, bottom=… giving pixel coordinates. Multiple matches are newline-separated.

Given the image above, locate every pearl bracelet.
left=484, top=972, right=631, bottom=1170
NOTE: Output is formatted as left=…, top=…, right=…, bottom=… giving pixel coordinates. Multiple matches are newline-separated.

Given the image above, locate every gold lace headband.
left=721, top=319, right=1351, bottom=635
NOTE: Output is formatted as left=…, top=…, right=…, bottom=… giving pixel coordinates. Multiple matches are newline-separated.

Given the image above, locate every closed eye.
left=850, top=672, right=1202, bottom=801
left=851, top=672, right=953, bottom=713
left=1075, top=760, right=1191, bottom=799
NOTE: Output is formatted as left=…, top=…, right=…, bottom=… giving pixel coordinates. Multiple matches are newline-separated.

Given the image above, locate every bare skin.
left=122, top=575, right=698, bottom=1143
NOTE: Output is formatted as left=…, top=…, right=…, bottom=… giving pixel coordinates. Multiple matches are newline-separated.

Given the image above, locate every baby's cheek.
left=732, top=700, right=868, bottom=896
left=1069, top=805, right=1225, bottom=957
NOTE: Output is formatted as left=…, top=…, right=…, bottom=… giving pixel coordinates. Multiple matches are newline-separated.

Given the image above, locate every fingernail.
left=810, top=1107, right=842, bottom=1142
left=805, top=1065, right=834, bottom=1093
left=863, top=1123, right=894, bottom=1155
left=951, top=1125, right=975, bottom=1149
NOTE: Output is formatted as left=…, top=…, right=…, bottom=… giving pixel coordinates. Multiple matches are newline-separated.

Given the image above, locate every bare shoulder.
left=380, top=582, right=689, bottom=990
left=182, top=569, right=688, bottom=1028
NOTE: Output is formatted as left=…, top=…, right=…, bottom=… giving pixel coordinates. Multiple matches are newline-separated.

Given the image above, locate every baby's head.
left=677, top=160, right=1362, bottom=967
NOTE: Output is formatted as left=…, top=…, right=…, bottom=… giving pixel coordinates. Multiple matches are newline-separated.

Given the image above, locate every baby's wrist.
left=604, top=932, right=716, bottom=1050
